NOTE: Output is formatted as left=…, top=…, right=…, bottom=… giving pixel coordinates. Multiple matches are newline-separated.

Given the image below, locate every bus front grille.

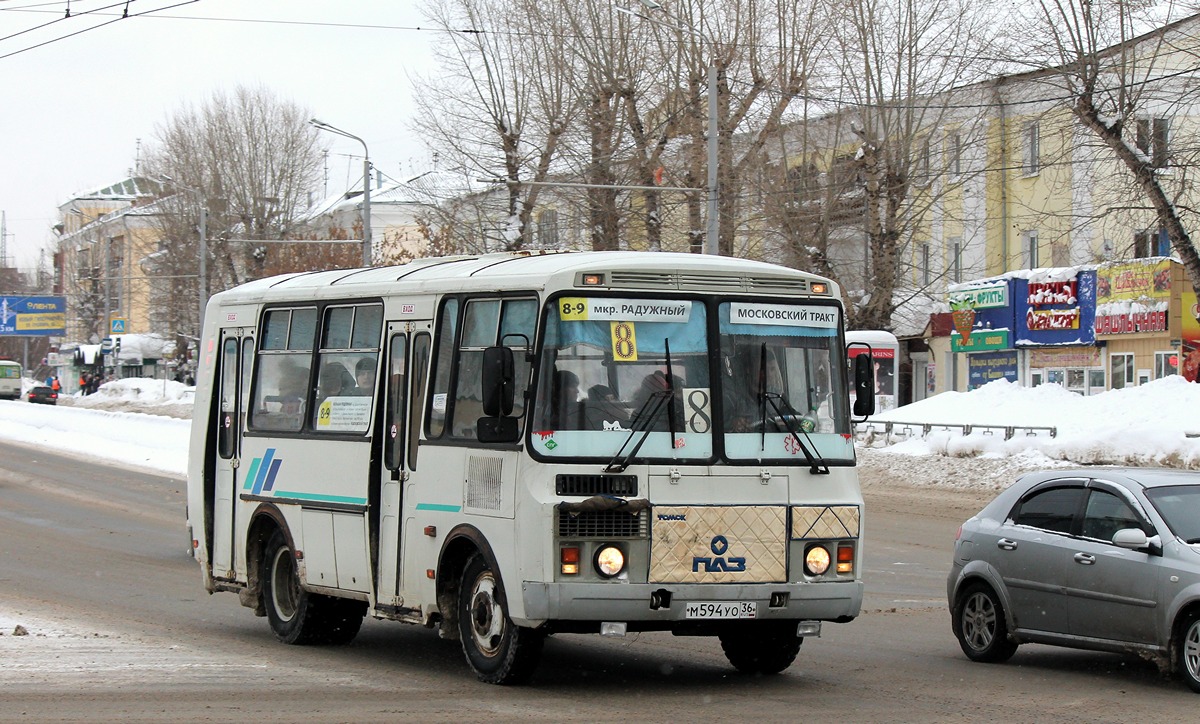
left=558, top=509, right=649, bottom=539
left=556, top=474, right=638, bottom=496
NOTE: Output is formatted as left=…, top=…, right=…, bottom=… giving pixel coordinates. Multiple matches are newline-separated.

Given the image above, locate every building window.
left=1024, top=230, right=1039, bottom=268
left=948, top=132, right=962, bottom=177
left=1110, top=353, right=1134, bottom=390
left=1134, top=229, right=1170, bottom=258
left=950, top=238, right=962, bottom=283
left=1136, top=118, right=1169, bottom=168
left=1024, top=121, right=1040, bottom=174
left=919, top=137, right=932, bottom=181
left=537, top=209, right=559, bottom=249
left=921, top=242, right=931, bottom=285
left=1155, top=350, right=1179, bottom=379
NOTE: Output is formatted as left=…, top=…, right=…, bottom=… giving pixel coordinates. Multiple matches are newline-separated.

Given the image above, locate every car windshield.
left=1144, top=484, right=1200, bottom=542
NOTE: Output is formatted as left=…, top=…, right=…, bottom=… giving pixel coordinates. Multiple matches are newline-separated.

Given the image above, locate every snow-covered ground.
left=1, top=375, right=1199, bottom=484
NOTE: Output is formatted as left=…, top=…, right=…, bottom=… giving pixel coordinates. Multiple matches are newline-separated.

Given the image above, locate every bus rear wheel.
left=718, top=621, right=803, bottom=675
left=262, top=529, right=365, bottom=645
left=457, top=553, right=543, bottom=684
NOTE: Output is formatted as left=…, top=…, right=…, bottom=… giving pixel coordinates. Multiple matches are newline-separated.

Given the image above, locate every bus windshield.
left=529, top=295, right=854, bottom=464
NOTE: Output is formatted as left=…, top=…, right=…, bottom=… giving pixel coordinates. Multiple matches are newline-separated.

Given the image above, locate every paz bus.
left=186, top=251, right=875, bottom=684
left=0, top=360, right=22, bottom=400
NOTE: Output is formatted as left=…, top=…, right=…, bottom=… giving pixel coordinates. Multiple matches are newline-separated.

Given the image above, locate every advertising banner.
left=1094, top=259, right=1171, bottom=335
left=0, top=296, right=67, bottom=336
left=968, top=351, right=1018, bottom=389
left=1014, top=271, right=1096, bottom=346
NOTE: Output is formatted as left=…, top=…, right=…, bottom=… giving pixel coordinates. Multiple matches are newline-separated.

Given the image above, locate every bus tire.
left=262, top=528, right=364, bottom=645
left=457, top=553, right=543, bottom=684
left=718, top=621, right=803, bottom=675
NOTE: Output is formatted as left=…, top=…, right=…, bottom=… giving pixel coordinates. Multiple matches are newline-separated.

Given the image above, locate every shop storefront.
left=947, top=281, right=1018, bottom=391
left=1015, top=269, right=1102, bottom=394
left=1093, top=258, right=1179, bottom=388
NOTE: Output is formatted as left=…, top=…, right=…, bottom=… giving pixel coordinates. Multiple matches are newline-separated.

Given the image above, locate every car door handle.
left=997, top=538, right=1017, bottom=551
left=1073, top=552, right=1096, bottom=565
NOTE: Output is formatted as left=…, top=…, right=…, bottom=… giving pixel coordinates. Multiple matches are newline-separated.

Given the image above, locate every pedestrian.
left=51, top=376, right=61, bottom=393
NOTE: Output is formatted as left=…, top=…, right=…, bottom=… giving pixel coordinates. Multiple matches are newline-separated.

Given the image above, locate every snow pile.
left=866, top=376, right=1200, bottom=468
left=0, top=399, right=190, bottom=476
left=65, top=378, right=194, bottom=419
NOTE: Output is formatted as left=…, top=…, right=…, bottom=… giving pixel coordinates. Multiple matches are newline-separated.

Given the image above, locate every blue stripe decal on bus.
left=273, top=491, right=368, bottom=505
left=263, top=459, right=283, bottom=491
left=251, top=448, right=276, bottom=495
left=242, top=458, right=261, bottom=491
left=415, top=503, right=463, bottom=512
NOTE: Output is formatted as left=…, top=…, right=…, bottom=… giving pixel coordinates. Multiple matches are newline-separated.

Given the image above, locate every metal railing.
left=855, top=420, right=1057, bottom=444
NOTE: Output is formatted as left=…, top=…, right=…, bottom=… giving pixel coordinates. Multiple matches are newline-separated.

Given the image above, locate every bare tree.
left=142, top=84, right=325, bottom=345
left=812, top=0, right=1003, bottom=329
left=1020, top=1, right=1200, bottom=297
left=412, top=0, right=575, bottom=251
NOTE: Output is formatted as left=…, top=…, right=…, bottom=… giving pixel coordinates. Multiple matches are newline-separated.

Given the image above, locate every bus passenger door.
left=376, top=325, right=430, bottom=603
left=212, top=328, right=253, bottom=579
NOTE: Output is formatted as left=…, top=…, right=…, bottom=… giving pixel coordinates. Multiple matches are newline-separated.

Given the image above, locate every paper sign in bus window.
left=611, top=321, right=638, bottom=361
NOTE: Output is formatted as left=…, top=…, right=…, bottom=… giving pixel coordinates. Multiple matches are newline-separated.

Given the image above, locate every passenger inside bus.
left=629, top=369, right=685, bottom=431
left=725, top=347, right=784, bottom=433
left=582, top=384, right=629, bottom=431
left=353, top=357, right=376, bottom=395
left=543, top=369, right=581, bottom=430
left=318, top=362, right=353, bottom=402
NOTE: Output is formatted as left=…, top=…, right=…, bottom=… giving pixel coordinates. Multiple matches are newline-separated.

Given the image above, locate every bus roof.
left=210, top=251, right=838, bottom=305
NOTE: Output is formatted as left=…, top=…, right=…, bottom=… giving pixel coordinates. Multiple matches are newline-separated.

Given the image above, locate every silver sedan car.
left=947, top=467, right=1200, bottom=692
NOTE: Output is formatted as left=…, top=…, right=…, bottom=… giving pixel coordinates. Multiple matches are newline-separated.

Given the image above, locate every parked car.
left=27, top=385, right=57, bottom=405
left=948, top=468, right=1200, bottom=692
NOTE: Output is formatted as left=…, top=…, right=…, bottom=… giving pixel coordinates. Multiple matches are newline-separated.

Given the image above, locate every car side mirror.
left=1112, top=528, right=1151, bottom=550
left=477, top=416, right=519, bottom=443
left=481, top=346, right=514, bottom=417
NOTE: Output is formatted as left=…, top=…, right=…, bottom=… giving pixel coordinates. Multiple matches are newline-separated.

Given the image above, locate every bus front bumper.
left=515, top=579, right=862, bottom=629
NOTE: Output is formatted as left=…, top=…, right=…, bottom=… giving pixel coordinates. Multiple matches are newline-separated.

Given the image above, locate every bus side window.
left=409, top=333, right=430, bottom=469
left=384, top=335, right=408, bottom=471
left=427, top=299, right=458, bottom=439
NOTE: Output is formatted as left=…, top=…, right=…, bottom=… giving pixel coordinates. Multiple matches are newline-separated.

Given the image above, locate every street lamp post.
left=310, top=118, right=372, bottom=267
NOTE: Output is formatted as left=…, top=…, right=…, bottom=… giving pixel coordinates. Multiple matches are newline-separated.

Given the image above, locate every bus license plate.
left=684, top=601, right=757, bottom=619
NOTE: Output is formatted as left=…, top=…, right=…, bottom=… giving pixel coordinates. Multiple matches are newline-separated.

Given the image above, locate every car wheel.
left=457, top=553, right=543, bottom=684
left=261, top=528, right=365, bottom=645
left=953, top=582, right=1018, bottom=663
left=719, top=621, right=803, bottom=674
left=1176, top=612, right=1200, bottom=693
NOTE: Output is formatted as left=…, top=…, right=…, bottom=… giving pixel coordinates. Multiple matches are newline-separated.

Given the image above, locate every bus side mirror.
left=481, top=346, right=515, bottom=417
left=852, top=353, right=875, bottom=418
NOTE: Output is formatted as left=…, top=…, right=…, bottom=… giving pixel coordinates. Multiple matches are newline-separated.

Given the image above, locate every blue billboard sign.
left=968, top=350, right=1019, bottom=389
left=0, top=296, right=67, bottom=336
left=1014, top=271, right=1096, bottom=347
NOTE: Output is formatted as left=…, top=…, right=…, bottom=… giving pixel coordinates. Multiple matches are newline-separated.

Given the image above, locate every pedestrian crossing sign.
left=111, top=318, right=127, bottom=334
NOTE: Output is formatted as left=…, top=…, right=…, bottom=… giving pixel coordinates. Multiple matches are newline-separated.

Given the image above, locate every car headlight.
left=804, top=545, right=831, bottom=576
left=594, top=545, right=626, bottom=578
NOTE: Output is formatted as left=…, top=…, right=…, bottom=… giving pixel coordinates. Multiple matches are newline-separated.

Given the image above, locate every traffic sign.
left=111, top=318, right=127, bottom=334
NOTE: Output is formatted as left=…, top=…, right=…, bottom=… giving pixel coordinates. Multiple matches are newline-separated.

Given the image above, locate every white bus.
left=187, top=251, right=875, bottom=684
left=0, top=360, right=22, bottom=400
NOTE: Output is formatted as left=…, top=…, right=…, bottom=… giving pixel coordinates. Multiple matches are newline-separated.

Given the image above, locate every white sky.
left=0, top=375, right=1198, bottom=482
left=0, top=0, right=437, bottom=271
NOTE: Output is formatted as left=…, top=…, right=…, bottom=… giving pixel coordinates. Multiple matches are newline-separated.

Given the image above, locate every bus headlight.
left=594, top=545, right=625, bottom=578
left=804, top=545, right=831, bottom=576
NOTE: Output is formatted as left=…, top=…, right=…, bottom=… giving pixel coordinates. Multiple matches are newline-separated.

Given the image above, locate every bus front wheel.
left=719, top=621, right=803, bottom=674
left=261, top=528, right=365, bottom=645
left=457, top=553, right=543, bottom=684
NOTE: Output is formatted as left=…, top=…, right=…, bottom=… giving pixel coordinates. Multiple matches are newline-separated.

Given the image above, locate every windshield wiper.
left=604, top=340, right=677, bottom=473
left=756, top=344, right=829, bottom=475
